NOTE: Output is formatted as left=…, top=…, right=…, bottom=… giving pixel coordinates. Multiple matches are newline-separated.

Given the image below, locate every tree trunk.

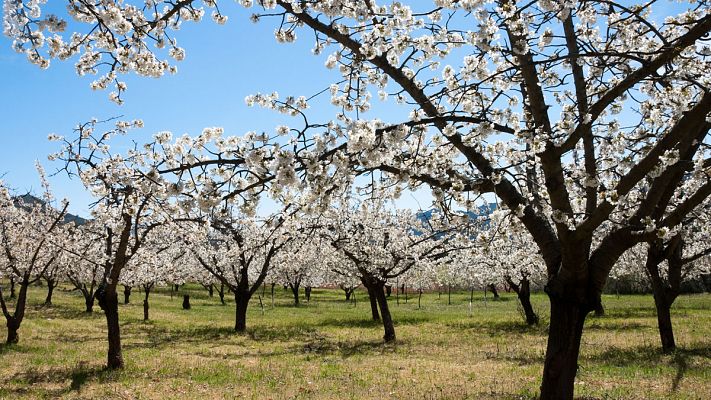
left=85, top=294, right=95, bottom=313
left=290, top=283, right=300, bottom=306
left=219, top=283, right=226, bottom=305
left=182, top=295, right=191, bottom=310
left=234, top=290, right=250, bottom=332
left=142, top=299, right=149, bottom=321
left=6, top=318, right=19, bottom=344
left=447, top=284, right=451, bottom=305
left=653, top=293, right=676, bottom=352
left=418, top=289, right=422, bottom=309
left=123, top=285, right=131, bottom=304
left=100, top=290, right=124, bottom=369
left=374, top=283, right=396, bottom=342
left=594, top=302, right=605, bottom=317
left=305, top=286, right=311, bottom=302
left=507, top=276, right=539, bottom=326
left=44, top=278, right=56, bottom=306
left=9, top=278, right=15, bottom=299
left=365, top=283, right=380, bottom=321
left=539, top=296, right=587, bottom=400
left=519, top=290, right=539, bottom=326
left=488, top=284, right=500, bottom=299
left=208, top=284, right=214, bottom=297
left=4, top=282, right=28, bottom=344
left=143, top=287, right=151, bottom=321
left=270, top=283, right=275, bottom=307
left=385, top=285, right=392, bottom=297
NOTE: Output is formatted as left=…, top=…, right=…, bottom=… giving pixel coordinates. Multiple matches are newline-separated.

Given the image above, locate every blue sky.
left=0, top=5, right=401, bottom=216
left=0, top=2, right=689, bottom=217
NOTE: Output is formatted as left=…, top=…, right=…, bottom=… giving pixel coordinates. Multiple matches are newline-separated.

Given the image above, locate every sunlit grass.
left=0, top=283, right=708, bottom=399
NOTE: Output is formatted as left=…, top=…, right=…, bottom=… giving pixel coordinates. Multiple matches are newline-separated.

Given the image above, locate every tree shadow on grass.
left=586, top=343, right=710, bottom=392
left=3, top=362, right=112, bottom=394
left=123, top=322, right=324, bottom=350
left=444, top=319, right=548, bottom=336
left=298, top=333, right=401, bottom=358
left=29, top=305, right=101, bottom=320
left=315, top=314, right=430, bottom=329
left=122, top=325, right=237, bottom=350
left=584, top=321, right=647, bottom=332
left=603, top=307, right=660, bottom=319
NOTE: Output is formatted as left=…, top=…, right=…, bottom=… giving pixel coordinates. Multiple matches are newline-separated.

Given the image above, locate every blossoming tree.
left=0, top=173, right=67, bottom=344
left=7, top=0, right=711, bottom=397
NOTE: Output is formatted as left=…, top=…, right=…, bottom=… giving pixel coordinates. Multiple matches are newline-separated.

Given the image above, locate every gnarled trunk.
left=540, top=295, right=588, bottom=400
left=652, top=292, right=676, bottom=352
left=44, top=278, right=57, bottom=306
left=234, top=290, right=251, bottom=332
left=506, top=275, right=539, bottom=326
left=143, top=286, right=152, bottom=321
left=85, top=294, right=95, bottom=313
left=488, top=284, right=500, bottom=299
left=365, top=283, right=380, bottom=321
left=218, top=283, right=226, bottom=305
left=100, top=290, right=123, bottom=369
left=343, top=286, right=355, bottom=301
left=6, top=318, right=19, bottom=344
left=373, top=282, right=396, bottom=342
left=123, top=285, right=131, bottom=304
left=289, top=282, right=300, bottom=306
left=4, top=282, right=28, bottom=344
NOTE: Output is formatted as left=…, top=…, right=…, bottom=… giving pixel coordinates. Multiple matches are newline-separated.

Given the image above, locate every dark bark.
left=99, top=290, right=123, bottom=369
left=3, top=282, right=28, bottom=344
left=539, top=296, right=588, bottom=400
left=85, top=295, right=95, bottom=313
left=488, top=284, right=500, bottom=299
left=363, top=281, right=380, bottom=321
left=143, top=285, right=152, bottom=321
left=6, top=318, right=19, bottom=344
left=506, top=275, right=539, bottom=325
left=373, top=282, right=396, bottom=342
left=342, top=286, right=355, bottom=301
left=447, top=284, right=452, bottom=305
left=305, top=286, right=312, bottom=302
left=123, top=285, right=132, bottom=304
left=646, top=240, right=682, bottom=353
left=182, top=295, right=191, bottom=310
left=270, top=283, right=275, bottom=307
left=289, top=282, right=300, bottom=306
left=385, top=285, right=392, bottom=297
left=143, top=299, right=149, bottom=321
left=44, top=277, right=57, bottom=306
left=418, top=289, right=422, bottom=309
left=9, top=278, right=16, bottom=299
left=234, top=290, right=251, bottom=332
left=593, top=302, right=605, bottom=317
left=653, top=294, right=676, bottom=352
left=218, top=283, right=226, bottom=305
left=207, top=284, right=214, bottom=297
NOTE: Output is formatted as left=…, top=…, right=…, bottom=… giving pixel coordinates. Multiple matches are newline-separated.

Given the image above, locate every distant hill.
left=14, top=194, right=88, bottom=226
left=415, top=203, right=497, bottom=225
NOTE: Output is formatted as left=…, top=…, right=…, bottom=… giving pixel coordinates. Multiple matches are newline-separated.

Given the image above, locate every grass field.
left=0, top=284, right=709, bottom=399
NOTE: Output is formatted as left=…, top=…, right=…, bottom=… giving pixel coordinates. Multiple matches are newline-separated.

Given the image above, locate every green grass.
left=0, top=284, right=709, bottom=399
